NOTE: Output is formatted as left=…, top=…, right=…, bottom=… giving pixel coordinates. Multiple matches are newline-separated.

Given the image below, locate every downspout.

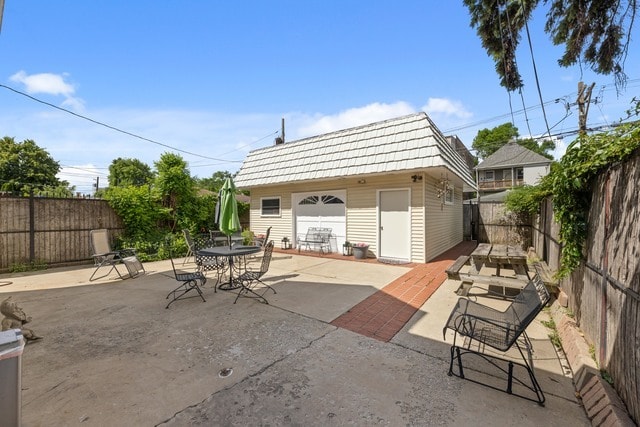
left=422, top=172, right=426, bottom=262
left=475, top=168, right=480, bottom=242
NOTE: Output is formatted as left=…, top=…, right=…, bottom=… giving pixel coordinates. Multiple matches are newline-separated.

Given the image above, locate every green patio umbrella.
left=217, top=177, right=241, bottom=247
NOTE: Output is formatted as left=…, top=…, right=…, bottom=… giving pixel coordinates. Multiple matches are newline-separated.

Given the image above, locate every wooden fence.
left=478, top=149, right=640, bottom=423
left=561, top=150, right=640, bottom=423
left=476, top=200, right=532, bottom=249
left=0, top=195, right=124, bottom=272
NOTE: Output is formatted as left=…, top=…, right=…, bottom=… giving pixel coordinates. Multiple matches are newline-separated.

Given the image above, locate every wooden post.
left=29, top=188, right=35, bottom=262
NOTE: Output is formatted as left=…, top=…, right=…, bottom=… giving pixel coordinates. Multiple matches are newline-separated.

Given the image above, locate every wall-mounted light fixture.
left=357, top=179, right=366, bottom=184
left=411, top=174, right=423, bottom=183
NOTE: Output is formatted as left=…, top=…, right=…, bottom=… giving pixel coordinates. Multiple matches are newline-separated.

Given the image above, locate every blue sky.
left=1, top=1, right=639, bottom=193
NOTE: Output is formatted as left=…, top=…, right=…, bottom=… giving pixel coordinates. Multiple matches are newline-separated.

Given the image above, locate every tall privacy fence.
left=477, top=149, right=640, bottom=424
left=0, top=195, right=124, bottom=272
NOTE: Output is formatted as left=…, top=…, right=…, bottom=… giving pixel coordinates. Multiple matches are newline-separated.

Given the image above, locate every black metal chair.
left=193, top=238, right=227, bottom=288
left=234, top=240, right=276, bottom=304
left=443, top=274, right=551, bottom=405
left=253, top=226, right=272, bottom=248
left=166, top=253, right=207, bottom=309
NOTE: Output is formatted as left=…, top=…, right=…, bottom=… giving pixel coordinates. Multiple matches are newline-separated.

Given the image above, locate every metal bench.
left=443, top=274, right=551, bottom=405
left=297, top=227, right=332, bottom=254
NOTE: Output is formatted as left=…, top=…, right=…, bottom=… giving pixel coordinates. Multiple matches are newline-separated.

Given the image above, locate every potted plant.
left=342, top=241, right=352, bottom=256
left=352, top=242, right=369, bottom=259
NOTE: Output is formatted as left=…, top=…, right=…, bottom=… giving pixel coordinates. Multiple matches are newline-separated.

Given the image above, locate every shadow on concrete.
left=0, top=257, right=588, bottom=426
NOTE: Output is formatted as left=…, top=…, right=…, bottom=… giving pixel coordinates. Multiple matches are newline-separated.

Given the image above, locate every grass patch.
left=9, top=260, right=48, bottom=273
left=541, top=316, right=562, bottom=349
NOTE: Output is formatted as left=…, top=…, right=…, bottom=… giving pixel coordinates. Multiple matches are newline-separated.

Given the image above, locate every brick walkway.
left=330, top=241, right=477, bottom=342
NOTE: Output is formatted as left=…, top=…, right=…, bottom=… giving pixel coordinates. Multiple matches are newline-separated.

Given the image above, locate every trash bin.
left=0, top=329, right=25, bottom=427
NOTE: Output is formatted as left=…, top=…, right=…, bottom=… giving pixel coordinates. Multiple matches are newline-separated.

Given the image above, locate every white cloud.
left=551, top=136, right=568, bottom=160
left=296, top=102, right=415, bottom=138
left=421, top=97, right=472, bottom=119
left=10, top=71, right=75, bottom=96
left=9, top=70, right=85, bottom=112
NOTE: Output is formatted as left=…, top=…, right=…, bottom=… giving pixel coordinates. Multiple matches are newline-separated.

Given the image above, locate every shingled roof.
left=234, top=112, right=475, bottom=188
left=476, top=142, right=552, bottom=170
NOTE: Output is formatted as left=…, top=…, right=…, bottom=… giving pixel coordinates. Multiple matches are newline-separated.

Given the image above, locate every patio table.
left=459, top=243, right=530, bottom=297
left=197, top=245, right=261, bottom=290
left=469, top=243, right=528, bottom=278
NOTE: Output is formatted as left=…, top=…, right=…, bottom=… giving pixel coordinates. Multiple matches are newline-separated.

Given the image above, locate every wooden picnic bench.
left=297, top=227, right=332, bottom=254
left=452, top=243, right=532, bottom=298
left=446, top=255, right=470, bottom=280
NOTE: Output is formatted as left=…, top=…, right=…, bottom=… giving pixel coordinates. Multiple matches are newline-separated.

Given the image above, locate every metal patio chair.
left=89, top=229, right=145, bottom=281
left=193, top=237, right=227, bottom=288
left=166, top=253, right=207, bottom=308
left=253, top=226, right=272, bottom=248
left=234, top=240, right=276, bottom=304
left=443, top=274, right=551, bottom=405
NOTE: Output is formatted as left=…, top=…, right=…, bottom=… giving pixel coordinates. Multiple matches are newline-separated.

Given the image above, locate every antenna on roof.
left=275, top=117, right=285, bottom=145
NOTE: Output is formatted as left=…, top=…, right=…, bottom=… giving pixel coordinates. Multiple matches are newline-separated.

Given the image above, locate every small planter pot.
left=352, top=245, right=369, bottom=259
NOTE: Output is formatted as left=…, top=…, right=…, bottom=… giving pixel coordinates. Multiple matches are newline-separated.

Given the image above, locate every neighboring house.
left=446, top=135, right=476, bottom=172
left=234, top=112, right=476, bottom=263
left=475, top=142, right=552, bottom=195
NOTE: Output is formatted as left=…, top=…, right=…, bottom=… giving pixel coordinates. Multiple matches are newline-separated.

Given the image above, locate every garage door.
left=294, top=192, right=346, bottom=253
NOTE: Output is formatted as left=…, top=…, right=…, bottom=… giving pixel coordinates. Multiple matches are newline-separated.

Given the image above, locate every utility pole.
left=577, top=81, right=596, bottom=134
left=94, top=177, right=100, bottom=196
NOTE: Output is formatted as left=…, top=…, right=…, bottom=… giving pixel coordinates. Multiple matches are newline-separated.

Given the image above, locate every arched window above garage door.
left=298, top=195, right=344, bottom=205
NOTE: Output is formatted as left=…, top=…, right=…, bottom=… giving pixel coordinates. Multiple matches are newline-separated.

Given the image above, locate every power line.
left=0, top=83, right=242, bottom=163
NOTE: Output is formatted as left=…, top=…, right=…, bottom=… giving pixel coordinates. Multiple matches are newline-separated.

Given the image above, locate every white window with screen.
left=261, top=197, right=281, bottom=217
left=445, top=186, right=454, bottom=205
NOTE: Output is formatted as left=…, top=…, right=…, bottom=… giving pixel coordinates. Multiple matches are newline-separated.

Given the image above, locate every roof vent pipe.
left=275, top=117, right=285, bottom=145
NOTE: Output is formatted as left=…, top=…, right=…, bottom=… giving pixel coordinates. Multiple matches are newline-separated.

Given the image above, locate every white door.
left=294, top=192, right=346, bottom=252
left=379, top=189, right=410, bottom=260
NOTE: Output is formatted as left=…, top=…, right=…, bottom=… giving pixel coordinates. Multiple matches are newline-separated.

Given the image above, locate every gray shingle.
left=235, top=112, right=476, bottom=188
left=476, top=142, right=552, bottom=169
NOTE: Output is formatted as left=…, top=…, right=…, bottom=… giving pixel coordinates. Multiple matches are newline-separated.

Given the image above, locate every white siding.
left=247, top=173, right=432, bottom=262
left=523, top=165, right=549, bottom=185
left=424, top=174, right=464, bottom=261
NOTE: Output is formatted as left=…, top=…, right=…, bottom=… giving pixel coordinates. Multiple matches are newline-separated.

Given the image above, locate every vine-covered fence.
left=0, top=195, right=123, bottom=272
left=517, top=150, right=640, bottom=424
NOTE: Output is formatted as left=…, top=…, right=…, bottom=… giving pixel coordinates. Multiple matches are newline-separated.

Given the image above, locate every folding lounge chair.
left=89, top=229, right=145, bottom=281
left=166, top=254, right=207, bottom=308
left=234, top=240, right=276, bottom=304
left=182, top=229, right=196, bottom=265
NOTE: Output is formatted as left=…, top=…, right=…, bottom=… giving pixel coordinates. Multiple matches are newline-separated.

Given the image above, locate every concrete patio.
left=0, top=251, right=589, bottom=426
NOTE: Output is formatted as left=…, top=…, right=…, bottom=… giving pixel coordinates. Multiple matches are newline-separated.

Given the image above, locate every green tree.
left=196, top=170, right=233, bottom=192
left=472, top=123, right=520, bottom=158
left=473, top=122, right=555, bottom=159
left=0, top=136, right=69, bottom=195
left=108, top=157, right=154, bottom=187
left=105, top=185, right=167, bottom=239
left=464, top=0, right=637, bottom=90
left=154, top=152, right=197, bottom=231
left=518, top=137, right=555, bottom=160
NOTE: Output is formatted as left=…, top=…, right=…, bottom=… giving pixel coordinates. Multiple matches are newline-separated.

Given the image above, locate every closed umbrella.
left=218, top=177, right=241, bottom=247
